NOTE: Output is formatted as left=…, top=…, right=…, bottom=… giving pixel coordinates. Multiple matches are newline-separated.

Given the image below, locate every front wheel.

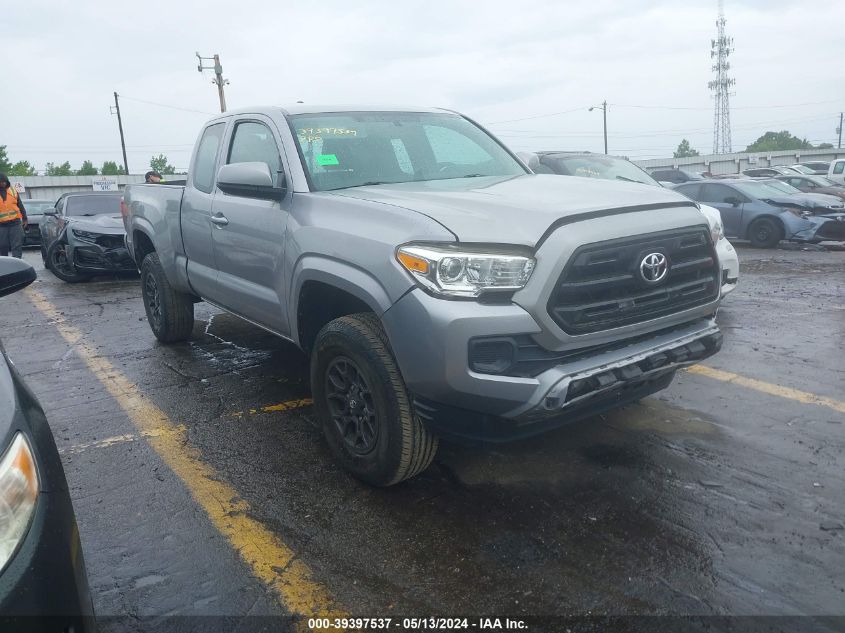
left=45, top=241, right=91, bottom=283
left=747, top=217, right=783, bottom=248
left=140, top=252, right=195, bottom=343
left=311, top=313, right=438, bottom=486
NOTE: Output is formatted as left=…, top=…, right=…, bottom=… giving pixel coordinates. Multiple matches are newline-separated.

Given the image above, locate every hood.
left=329, top=174, right=698, bottom=245
left=766, top=193, right=845, bottom=212
left=68, top=213, right=126, bottom=234
left=815, top=186, right=845, bottom=199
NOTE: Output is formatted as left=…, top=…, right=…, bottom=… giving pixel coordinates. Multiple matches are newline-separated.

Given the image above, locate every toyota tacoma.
left=123, top=106, right=724, bottom=486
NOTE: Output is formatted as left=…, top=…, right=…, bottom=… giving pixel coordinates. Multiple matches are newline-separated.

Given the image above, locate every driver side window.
left=227, top=121, right=282, bottom=185
left=698, top=183, right=730, bottom=203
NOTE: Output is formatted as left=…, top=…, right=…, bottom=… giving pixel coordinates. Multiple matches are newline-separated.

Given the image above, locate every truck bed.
left=122, top=183, right=187, bottom=288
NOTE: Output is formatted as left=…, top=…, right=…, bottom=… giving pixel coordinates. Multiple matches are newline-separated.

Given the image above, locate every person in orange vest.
left=0, top=173, right=28, bottom=258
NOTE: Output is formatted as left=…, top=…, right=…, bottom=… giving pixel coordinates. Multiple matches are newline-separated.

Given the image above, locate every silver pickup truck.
left=123, top=105, right=724, bottom=486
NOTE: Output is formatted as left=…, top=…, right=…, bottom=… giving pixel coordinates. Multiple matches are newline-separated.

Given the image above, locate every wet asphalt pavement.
left=1, top=245, right=843, bottom=626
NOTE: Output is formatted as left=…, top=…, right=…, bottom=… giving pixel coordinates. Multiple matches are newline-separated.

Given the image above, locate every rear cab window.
left=192, top=123, right=227, bottom=194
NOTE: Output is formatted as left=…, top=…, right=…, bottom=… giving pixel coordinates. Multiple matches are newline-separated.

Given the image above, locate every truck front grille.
left=547, top=228, right=719, bottom=335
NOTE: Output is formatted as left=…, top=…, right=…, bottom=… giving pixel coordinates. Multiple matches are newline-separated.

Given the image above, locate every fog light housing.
left=469, top=337, right=516, bottom=374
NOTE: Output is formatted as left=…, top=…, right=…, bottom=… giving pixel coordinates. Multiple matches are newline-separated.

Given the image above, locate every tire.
left=140, top=252, right=195, bottom=343
left=40, top=242, right=47, bottom=263
left=45, top=241, right=91, bottom=283
left=311, top=313, right=438, bottom=486
left=747, top=217, right=783, bottom=248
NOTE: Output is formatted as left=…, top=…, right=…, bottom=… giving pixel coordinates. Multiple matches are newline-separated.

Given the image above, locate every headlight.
left=397, top=244, right=535, bottom=298
left=785, top=208, right=812, bottom=219
left=0, top=433, right=39, bottom=573
left=710, top=219, right=724, bottom=243
left=71, top=229, right=99, bottom=242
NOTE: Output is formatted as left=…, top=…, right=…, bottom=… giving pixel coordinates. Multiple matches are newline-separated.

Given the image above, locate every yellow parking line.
left=687, top=364, right=845, bottom=414
left=26, top=288, right=344, bottom=621
left=234, top=398, right=313, bottom=418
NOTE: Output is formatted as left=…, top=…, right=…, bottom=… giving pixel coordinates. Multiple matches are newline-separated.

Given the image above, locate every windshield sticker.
left=316, top=154, right=340, bottom=166
left=297, top=127, right=358, bottom=144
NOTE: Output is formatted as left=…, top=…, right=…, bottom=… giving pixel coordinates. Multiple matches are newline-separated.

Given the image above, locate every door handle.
left=210, top=214, right=229, bottom=226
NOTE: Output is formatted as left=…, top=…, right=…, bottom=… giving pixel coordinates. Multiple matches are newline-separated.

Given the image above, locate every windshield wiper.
left=461, top=174, right=486, bottom=178
left=359, top=181, right=392, bottom=187
left=615, top=175, right=642, bottom=184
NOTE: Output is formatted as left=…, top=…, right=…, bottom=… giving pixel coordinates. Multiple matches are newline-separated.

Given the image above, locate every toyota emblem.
left=639, top=252, right=668, bottom=283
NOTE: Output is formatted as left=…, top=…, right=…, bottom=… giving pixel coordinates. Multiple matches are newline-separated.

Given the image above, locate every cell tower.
left=708, top=0, right=735, bottom=154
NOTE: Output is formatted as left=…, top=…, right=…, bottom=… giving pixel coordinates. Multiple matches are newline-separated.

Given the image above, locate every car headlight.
left=710, top=219, right=724, bottom=243
left=397, top=244, right=535, bottom=298
left=785, top=208, right=812, bottom=219
left=71, top=229, right=99, bottom=242
left=0, top=433, right=39, bottom=573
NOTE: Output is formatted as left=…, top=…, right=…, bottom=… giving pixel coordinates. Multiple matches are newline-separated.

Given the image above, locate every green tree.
left=76, top=160, right=98, bottom=175
left=673, top=139, right=700, bottom=158
left=0, top=146, right=11, bottom=173
left=8, top=161, right=37, bottom=176
left=817, top=143, right=834, bottom=149
left=744, top=130, right=815, bottom=152
left=149, top=154, right=176, bottom=175
left=101, top=161, right=126, bottom=175
left=45, top=161, right=73, bottom=176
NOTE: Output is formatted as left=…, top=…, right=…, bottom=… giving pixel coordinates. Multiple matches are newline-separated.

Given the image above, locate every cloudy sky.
left=4, top=0, right=843, bottom=173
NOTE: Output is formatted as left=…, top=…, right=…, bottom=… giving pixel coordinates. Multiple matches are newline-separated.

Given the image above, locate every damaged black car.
left=39, top=192, right=135, bottom=283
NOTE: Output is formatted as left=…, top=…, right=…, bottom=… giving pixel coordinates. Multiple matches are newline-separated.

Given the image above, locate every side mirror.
left=724, top=196, right=742, bottom=207
left=42, top=209, right=57, bottom=216
left=217, top=162, right=285, bottom=200
left=0, top=257, right=36, bottom=299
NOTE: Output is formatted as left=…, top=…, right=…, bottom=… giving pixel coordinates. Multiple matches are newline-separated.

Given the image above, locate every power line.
left=486, top=106, right=590, bottom=125
left=611, top=98, right=842, bottom=111
left=485, top=99, right=841, bottom=127
left=119, top=95, right=215, bottom=115
left=496, top=112, right=839, bottom=140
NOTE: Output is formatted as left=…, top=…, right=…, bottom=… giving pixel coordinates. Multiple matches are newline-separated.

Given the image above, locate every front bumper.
left=383, top=288, right=722, bottom=441
left=0, top=485, right=94, bottom=628
left=787, top=213, right=845, bottom=242
left=70, top=242, right=136, bottom=273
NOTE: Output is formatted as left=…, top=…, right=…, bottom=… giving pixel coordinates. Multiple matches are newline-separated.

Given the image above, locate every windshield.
left=23, top=200, right=54, bottom=213
left=808, top=175, right=836, bottom=187
left=735, top=180, right=801, bottom=199
left=289, top=111, right=526, bottom=192
left=765, top=180, right=801, bottom=194
left=65, top=194, right=122, bottom=216
left=789, top=165, right=814, bottom=174
left=542, top=154, right=658, bottom=185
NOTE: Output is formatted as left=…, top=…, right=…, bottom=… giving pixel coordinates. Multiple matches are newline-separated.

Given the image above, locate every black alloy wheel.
left=325, top=356, right=379, bottom=455
left=748, top=217, right=783, bottom=249
left=46, top=241, right=90, bottom=283
left=144, top=271, right=162, bottom=333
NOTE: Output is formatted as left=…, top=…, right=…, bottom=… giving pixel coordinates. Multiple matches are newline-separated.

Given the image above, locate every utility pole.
left=589, top=101, right=608, bottom=154
left=838, top=112, right=843, bottom=149
left=196, top=52, right=228, bottom=113
left=110, top=92, right=130, bottom=174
